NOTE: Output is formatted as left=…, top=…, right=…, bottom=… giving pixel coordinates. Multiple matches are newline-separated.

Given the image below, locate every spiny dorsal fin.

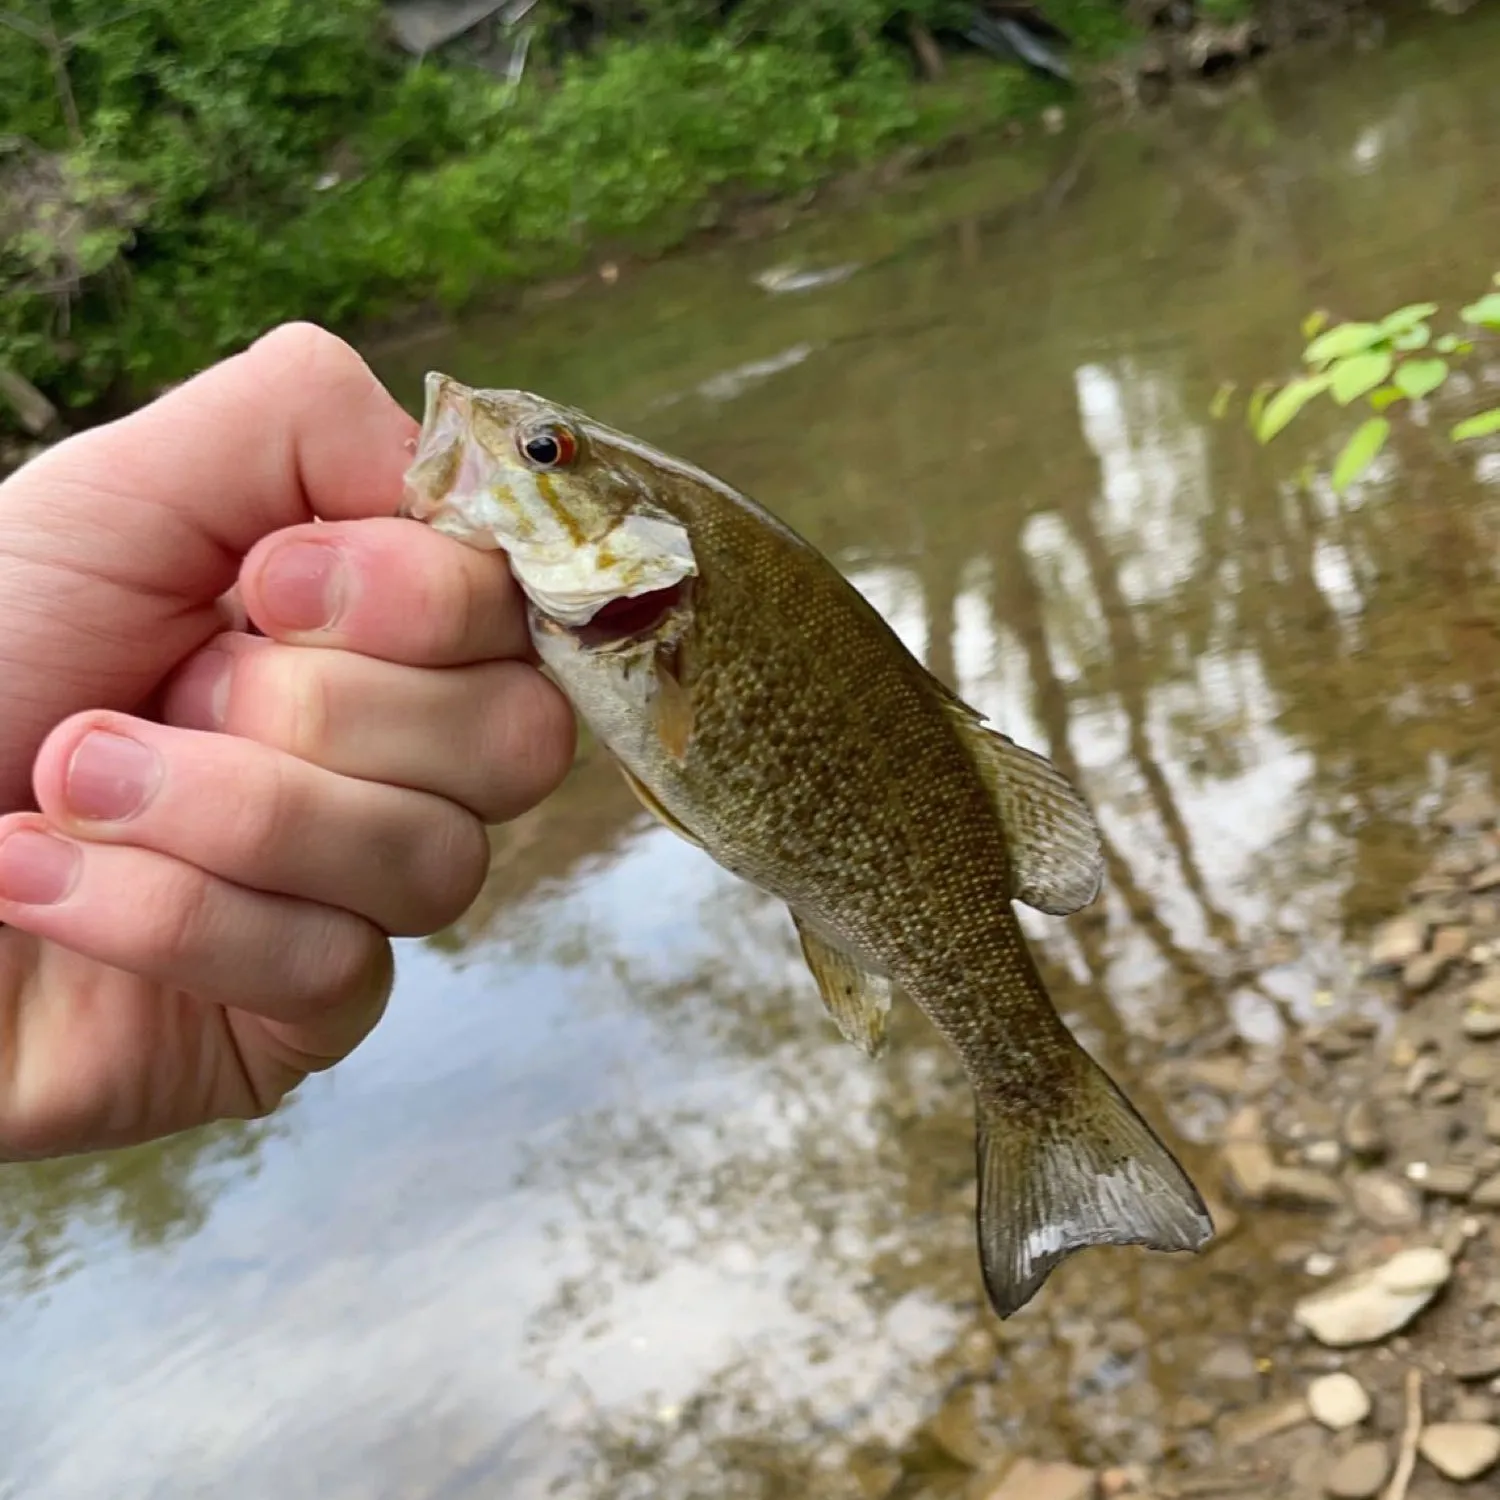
left=617, top=762, right=703, bottom=848
left=791, top=912, right=893, bottom=1059
left=935, top=688, right=1104, bottom=916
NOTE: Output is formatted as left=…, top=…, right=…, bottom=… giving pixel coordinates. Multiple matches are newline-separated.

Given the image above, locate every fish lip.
left=399, top=371, right=472, bottom=523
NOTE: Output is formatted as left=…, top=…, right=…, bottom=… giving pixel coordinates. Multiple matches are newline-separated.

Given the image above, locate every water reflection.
left=6, top=7, right=1500, bottom=1498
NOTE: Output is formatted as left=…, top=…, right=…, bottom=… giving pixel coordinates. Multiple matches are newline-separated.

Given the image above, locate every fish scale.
left=400, top=372, right=1215, bottom=1317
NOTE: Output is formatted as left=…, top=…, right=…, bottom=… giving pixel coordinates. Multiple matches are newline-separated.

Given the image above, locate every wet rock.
left=1417, top=1421, right=1500, bottom=1481
left=1407, top=1054, right=1443, bottom=1097
left=1169, top=1394, right=1216, bottom=1428
left=1470, top=861, right=1500, bottom=891
left=1266, top=1166, right=1345, bottom=1210
left=1424, top=1163, right=1479, bottom=1198
left=1307, top=1371, right=1371, bottom=1429
left=980, top=1457, right=1096, bottom=1500
left=1403, top=950, right=1454, bottom=995
left=1342, top=1100, right=1387, bottom=1158
left=1200, top=1340, right=1257, bottom=1385
left=1351, top=1172, right=1422, bottom=1229
left=1293, top=1246, right=1451, bottom=1347
left=1434, top=924, right=1473, bottom=961
left=1431, top=1075, right=1465, bottom=1103
left=1304, top=1140, right=1343, bottom=1169
left=1471, top=1174, right=1500, bottom=1209
left=1463, top=1008, right=1500, bottom=1040
left=1222, top=1144, right=1274, bottom=1201
left=1324, top=1440, right=1391, bottom=1498
left=1215, top=1397, right=1309, bottom=1447
left=1312, top=1028, right=1365, bottom=1060
left=1369, top=916, right=1428, bottom=972
left=1450, top=1347, right=1500, bottom=1381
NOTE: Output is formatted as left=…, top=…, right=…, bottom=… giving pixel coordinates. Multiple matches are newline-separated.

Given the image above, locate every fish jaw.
left=399, top=371, right=698, bottom=629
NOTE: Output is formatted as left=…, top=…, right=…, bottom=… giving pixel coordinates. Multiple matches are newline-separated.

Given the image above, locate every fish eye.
left=518, top=422, right=578, bottom=470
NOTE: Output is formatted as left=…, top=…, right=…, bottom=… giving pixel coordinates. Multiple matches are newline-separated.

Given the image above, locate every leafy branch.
left=1215, top=273, right=1500, bottom=493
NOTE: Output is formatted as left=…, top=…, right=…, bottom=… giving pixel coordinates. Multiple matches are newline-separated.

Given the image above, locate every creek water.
left=5, top=9, right=1500, bottom=1497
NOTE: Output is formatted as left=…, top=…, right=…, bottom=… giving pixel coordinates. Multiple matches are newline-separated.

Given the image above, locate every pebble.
left=1471, top=1174, right=1500, bottom=1208
left=1200, top=1341, right=1258, bottom=1384
left=1471, top=861, right=1500, bottom=891
left=1417, top=1421, right=1500, bottom=1481
left=980, top=1457, right=1096, bottom=1500
left=1312, top=1028, right=1365, bottom=1060
left=1440, top=789, right=1497, bottom=831
left=1352, top=1172, right=1422, bottom=1228
left=1266, top=1166, right=1345, bottom=1210
left=1454, top=1393, right=1498, bottom=1423
left=1486, top=1096, right=1500, bottom=1140
left=1307, top=1371, right=1371, bottom=1429
left=1464, top=1009, right=1500, bottom=1040
left=1434, top=924, right=1473, bottom=960
left=1293, top=1246, right=1451, bottom=1347
left=1407, top=1054, right=1442, bottom=1096
left=1468, top=974, right=1500, bottom=1007
left=1305, top=1139, right=1343, bottom=1169
left=1324, top=1440, right=1390, bottom=1498
left=1223, top=1138, right=1275, bottom=1201
left=1369, top=915, right=1428, bottom=971
left=1451, top=1347, right=1500, bottom=1381
left=1424, top=1163, right=1479, bottom=1198
left=1404, top=951, right=1454, bottom=994
left=1342, top=1100, right=1387, bottom=1157
left=1169, top=1395, right=1216, bottom=1428
left=1215, top=1397, right=1309, bottom=1447
left=1431, top=1075, right=1465, bottom=1102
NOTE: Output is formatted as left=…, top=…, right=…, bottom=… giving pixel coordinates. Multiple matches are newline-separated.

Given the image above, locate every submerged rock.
left=1324, top=1440, right=1390, bottom=1498
left=1368, top=915, right=1428, bottom=972
left=980, top=1457, right=1096, bottom=1500
left=1293, top=1246, right=1451, bottom=1347
left=1417, top=1421, right=1500, bottom=1481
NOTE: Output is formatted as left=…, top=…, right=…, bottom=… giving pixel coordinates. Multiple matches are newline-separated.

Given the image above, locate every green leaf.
left=1301, top=309, right=1328, bottom=341
left=1460, top=293, right=1500, bottom=329
left=1393, top=323, right=1430, bottom=351
left=1377, top=302, right=1439, bottom=336
left=1246, top=381, right=1273, bottom=434
left=1256, top=373, right=1331, bottom=443
left=1304, top=322, right=1384, bottom=366
left=1209, top=380, right=1235, bottom=420
left=1368, top=385, right=1406, bottom=413
left=1435, top=334, right=1461, bottom=354
left=1330, top=349, right=1393, bottom=405
left=1332, top=418, right=1389, bottom=493
left=1394, top=357, right=1448, bottom=401
left=1451, top=409, right=1500, bottom=442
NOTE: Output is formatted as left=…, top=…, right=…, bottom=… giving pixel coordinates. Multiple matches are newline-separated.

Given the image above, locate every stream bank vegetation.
left=0, top=0, right=1387, bottom=441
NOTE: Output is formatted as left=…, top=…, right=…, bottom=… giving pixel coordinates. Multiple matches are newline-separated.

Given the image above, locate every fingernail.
left=0, top=828, right=81, bottom=905
left=260, top=541, right=346, bottom=632
left=170, top=647, right=232, bottom=732
left=66, top=732, right=161, bottom=822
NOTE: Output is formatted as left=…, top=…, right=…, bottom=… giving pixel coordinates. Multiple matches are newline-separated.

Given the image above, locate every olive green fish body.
left=402, top=377, right=1215, bottom=1317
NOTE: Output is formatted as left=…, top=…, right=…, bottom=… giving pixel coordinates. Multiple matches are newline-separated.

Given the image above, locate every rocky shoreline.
left=901, top=789, right=1500, bottom=1499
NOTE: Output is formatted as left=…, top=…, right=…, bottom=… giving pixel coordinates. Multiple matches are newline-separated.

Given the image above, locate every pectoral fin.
left=617, top=763, right=703, bottom=848
left=937, top=689, right=1104, bottom=916
left=791, top=913, right=893, bottom=1058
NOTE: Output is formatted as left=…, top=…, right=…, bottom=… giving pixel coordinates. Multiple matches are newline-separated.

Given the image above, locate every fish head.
left=400, top=372, right=696, bottom=630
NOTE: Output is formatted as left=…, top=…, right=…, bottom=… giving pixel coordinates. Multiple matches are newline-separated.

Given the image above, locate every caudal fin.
left=974, top=1056, right=1214, bottom=1318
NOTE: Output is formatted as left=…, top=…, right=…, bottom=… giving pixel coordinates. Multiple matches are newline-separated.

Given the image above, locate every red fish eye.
left=519, top=423, right=578, bottom=469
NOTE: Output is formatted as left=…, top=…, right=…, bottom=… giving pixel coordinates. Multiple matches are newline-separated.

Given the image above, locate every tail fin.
left=974, top=1054, right=1214, bottom=1318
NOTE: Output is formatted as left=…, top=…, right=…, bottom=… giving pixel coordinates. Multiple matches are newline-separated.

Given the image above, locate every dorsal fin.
left=933, top=682, right=1104, bottom=916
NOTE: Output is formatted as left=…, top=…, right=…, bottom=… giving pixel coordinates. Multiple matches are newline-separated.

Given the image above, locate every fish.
left=399, top=372, right=1215, bottom=1317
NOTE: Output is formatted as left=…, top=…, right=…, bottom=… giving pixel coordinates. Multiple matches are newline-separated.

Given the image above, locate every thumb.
left=0, top=323, right=419, bottom=810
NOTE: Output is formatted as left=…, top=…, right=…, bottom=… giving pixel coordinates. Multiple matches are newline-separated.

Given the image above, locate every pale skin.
left=0, top=323, right=576, bottom=1161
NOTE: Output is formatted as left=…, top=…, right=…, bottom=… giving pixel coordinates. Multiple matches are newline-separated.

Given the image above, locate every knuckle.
left=249, top=322, right=362, bottom=383
left=242, top=648, right=331, bottom=762
left=222, top=754, right=302, bottom=869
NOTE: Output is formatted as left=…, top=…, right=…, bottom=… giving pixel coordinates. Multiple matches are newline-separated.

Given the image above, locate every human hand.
left=0, top=324, right=575, bottom=1160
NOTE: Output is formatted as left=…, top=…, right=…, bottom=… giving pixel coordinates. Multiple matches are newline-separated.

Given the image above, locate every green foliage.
left=1, top=0, right=1051, bottom=424
left=1230, top=273, right=1500, bottom=493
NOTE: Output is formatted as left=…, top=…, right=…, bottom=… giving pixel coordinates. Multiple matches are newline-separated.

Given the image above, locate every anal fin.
left=791, top=913, right=893, bottom=1058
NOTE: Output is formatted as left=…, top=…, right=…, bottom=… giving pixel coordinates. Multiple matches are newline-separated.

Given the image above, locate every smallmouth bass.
left=400, top=374, right=1214, bottom=1317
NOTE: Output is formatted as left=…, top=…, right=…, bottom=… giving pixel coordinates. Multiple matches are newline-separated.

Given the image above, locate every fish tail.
left=973, top=1046, right=1214, bottom=1318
